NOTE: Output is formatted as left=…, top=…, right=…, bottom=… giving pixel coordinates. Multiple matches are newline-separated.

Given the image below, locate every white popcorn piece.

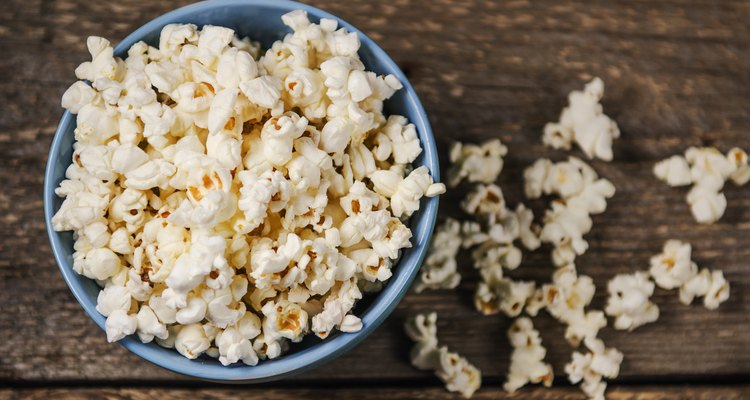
left=680, top=268, right=730, bottom=310
left=174, top=323, right=211, bottom=359
left=447, top=139, right=507, bottom=187
left=474, top=268, right=535, bottom=317
left=649, top=239, right=698, bottom=290
left=540, top=265, right=603, bottom=345
left=61, top=81, right=98, bottom=114
left=686, top=184, right=727, bottom=224
left=414, top=219, right=462, bottom=293
left=207, top=87, right=239, bottom=135
left=526, top=157, right=613, bottom=266
left=704, top=269, right=730, bottom=310
left=404, top=313, right=481, bottom=398
left=434, top=347, right=482, bottom=399
left=96, top=284, right=132, bottom=317
left=371, top=166, right=444, bottom=218
left=504, top=317, right=553, bottom=393
left=565, top=337, right=623, bottom=400
left=564, top=310, right=607, bottom=348
left=654, top=155, right=692, bottom=187
left=543, top=77, right=620, bottom=161
left=727, top=147, right=750, bottom=186
left=605, top=271, right=659, bottom=331
left=105, top=309, right=137, bottom=343
left=215, top=326, right=259, bottom=366
left=75, top=36, right=122, bottom=82
left=654, top=146, right=748, bottom=224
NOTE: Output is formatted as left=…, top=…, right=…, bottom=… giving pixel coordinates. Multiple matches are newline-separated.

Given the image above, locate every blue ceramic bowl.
left=44, top=0, right=439, bottom=383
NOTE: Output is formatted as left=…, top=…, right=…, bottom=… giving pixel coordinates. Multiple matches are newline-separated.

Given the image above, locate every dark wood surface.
left=2, top=0, right=750, bottom=398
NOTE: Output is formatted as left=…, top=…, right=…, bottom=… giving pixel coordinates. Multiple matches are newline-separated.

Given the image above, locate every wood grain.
left=2, top=0, right=750, bottom=390
left=3, top=385, right=750, bottom=400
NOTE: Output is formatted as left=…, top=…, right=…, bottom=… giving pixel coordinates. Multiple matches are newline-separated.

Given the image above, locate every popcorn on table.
left=565, top=337, right=623, bottom=400
left=405, top=312, right=482, bottom=398
left=414, top=218, right=463, bottom=293
left=539, top=265, right=605, bottom=347
left=604, top=271, right=659, bottom=331
left=446, top=139, right=507, bottom=187
left=53, top=11, right=446, bottom=363
left=524, top=156, right=615, bottom=267
left=542, top=77, right=620, bottom=161
left=504, top=317, right=553, bottom=393
left=650, top=240, right=730, bottom=310
left=653, top=146, right=749, bottom=224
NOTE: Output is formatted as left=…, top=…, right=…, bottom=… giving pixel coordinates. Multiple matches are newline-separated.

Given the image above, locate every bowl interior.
left=44, top=0, right=439, bottom=382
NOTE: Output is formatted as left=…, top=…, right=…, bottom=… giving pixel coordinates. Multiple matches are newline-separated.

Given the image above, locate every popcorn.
left=371, top=166, right=445, bottom=218
left=649, top=239, right=697, bottom=290
left=61, top=81, right=98, bottom=113
left=96, top=285, right=132, bottom=317
left=605, top=272, right=659, bottom=331
left=175, top=323, right=211, bottom=359
left=653, top=155, right=691, bottom=187
left=414, top=219, right=462, bottom=293
left=81, top=248, right=121, bottom=281
left=686, top=184, right=727, bottom=224
left=540, top=265, right=603, bottom=346
left=565, top=337, right=623, bottom=400
left=542, top=77, right=620, bottom=161
left=136, top=305, right=169, bottom=343
left=474, top=269, right=535, bottom=317
left=53, top=13, right=443, bottom=365
left=525, top=157, right=614, bottom=266
left=404, top=313, right=482, bottom=398
left=504, top=317, right=553, bottom=393
left=124, top=159, right=176, bottom=190
left=447, top=139, right=507, bottom=187
left=105, top=309, right=137, bottom=343
left=679, top=268, right=730, bottom=310
left=654, top=146, right=749, bottom=223
left=215, top=326, right=259, bottom=366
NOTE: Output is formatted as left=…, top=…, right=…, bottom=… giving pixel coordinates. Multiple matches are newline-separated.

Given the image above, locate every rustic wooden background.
left=2, top=0, right=750, bottom=398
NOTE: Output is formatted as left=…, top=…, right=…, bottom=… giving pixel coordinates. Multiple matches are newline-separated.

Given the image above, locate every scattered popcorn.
left=649, top=240, right=697, bottom=290
left=53, top=11, right=444, bottom=364
left=541, top=265, right=604, bottom=346
left=605, top=272, right=659, bottom=331
left=414, top=219, right=462, bottom=293
left=649, top=240, right=731, bottom=310
left=542, top=77, right=620, bottom=161
left=504, top=317, right=553, bottom=393
left=405, top=312, right=481, bottom=398
left=653, top=155, right=691, bottom=187
left=679, top=268, right=730, bottom=310
left=565, top=337, right=623, bottom=400
left=525, top=157, right=614, bottom=266
left=446, top=139, right=507, bottom=187
left=654, top=146, right=749, bottom=224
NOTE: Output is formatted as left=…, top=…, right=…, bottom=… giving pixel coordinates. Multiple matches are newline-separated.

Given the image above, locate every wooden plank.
left=2, top=385, right=750, bottom=400
left=2, top=0, right=750, bottom=383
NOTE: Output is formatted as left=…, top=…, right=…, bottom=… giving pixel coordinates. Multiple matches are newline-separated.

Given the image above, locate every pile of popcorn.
left=53, top=10, right=446, bottom=364
left=405, top=78, right=733, bottom=399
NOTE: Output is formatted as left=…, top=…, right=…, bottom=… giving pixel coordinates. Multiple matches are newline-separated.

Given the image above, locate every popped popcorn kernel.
left=504, top=317, right=553, bottom=393
left=405, top=312, right=482, bottom=398
left=543, top=77, right=620, bottom=161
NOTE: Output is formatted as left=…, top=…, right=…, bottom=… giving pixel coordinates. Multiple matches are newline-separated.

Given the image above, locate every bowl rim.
left=44, top=0, right=440, bottom=383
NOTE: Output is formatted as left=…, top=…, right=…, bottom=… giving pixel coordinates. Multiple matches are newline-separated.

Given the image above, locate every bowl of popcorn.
left=43, top=0, right=444, bottom=381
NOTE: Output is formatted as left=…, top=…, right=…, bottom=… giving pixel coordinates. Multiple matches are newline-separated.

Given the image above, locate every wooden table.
left=2, top=0, right=750, bottom=398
